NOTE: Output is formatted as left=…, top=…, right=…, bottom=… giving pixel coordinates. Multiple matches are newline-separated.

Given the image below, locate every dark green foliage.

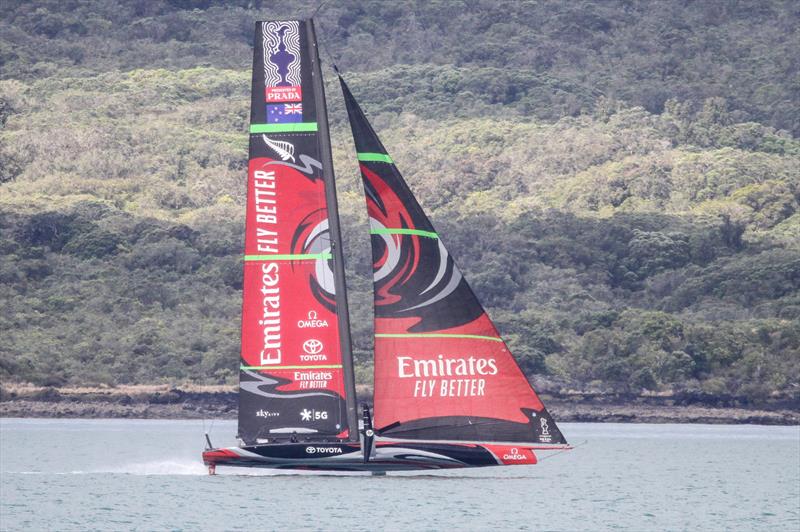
left=0, top=1, right=797, bottom=401
left=625, top=230, right=691, bottom=279
left=2, top=0, right=799, bottom=133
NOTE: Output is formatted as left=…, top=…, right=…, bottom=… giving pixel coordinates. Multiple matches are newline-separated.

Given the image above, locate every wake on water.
left=9, top=461, right=206, bottom=476
left=8, top=463, right=498, bottom=477
left=8, top=460, right=373, bottom=476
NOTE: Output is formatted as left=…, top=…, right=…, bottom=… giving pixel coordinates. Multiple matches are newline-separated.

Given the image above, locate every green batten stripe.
left=370, top=228, right=439, bottom=239
left=250, top=123, right=318, bottom=133
left=241, top=364, right=344, bottom=371
left=357, top=152, right=394, bottom=163
left=243, top=253, right=332, bottom=261
left=375, top=333, right=503, bottom=342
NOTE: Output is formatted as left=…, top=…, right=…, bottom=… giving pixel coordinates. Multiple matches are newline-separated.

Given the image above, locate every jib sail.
left=238, top=20, right=357, bottom=444
left=340, top=76, right=566, bottom=445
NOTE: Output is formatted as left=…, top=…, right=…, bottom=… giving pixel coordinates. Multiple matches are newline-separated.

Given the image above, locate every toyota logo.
left=303, top=339, right=323, bottom=355
left=305, top=446, right=316, bottom=454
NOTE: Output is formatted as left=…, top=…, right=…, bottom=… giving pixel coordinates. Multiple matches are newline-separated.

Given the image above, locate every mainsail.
left=238, top=20, right=357, bottom=444
left=340, top=77, right=566, bottom=445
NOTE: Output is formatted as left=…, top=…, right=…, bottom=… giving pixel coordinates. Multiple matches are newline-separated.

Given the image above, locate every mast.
left=306, top=19, right=359, bottom=441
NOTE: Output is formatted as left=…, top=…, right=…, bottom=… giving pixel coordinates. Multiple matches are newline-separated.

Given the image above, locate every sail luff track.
left=306, top=19, right=359, bottom=441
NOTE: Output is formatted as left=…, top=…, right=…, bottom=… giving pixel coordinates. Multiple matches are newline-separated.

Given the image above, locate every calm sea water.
left=1, top=419, right=798, bottom=531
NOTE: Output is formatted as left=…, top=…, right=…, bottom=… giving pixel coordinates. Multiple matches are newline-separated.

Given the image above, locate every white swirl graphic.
left=263, top=21, right=301, bottom=87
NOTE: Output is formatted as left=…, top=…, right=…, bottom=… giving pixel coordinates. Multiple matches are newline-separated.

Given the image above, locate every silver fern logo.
left=262, top=135, right=295, bottom=162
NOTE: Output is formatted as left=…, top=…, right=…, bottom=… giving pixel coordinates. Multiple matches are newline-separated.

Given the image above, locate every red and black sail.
left=340, top=77, right=566, bottom=445
left=237, top=20, right=357, bottom=444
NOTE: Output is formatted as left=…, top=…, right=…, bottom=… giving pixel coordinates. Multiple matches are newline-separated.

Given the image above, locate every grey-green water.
left=1, top=419, right=798, bottom=531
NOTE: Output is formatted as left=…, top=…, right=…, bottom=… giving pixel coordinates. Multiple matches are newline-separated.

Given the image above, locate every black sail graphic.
left=237, top=21, right=357, bottom=444
left=340, top=76, right=566, bottom=445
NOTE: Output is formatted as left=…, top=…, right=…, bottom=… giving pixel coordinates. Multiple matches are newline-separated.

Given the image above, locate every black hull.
left=202, top=440, right=566, bottom=472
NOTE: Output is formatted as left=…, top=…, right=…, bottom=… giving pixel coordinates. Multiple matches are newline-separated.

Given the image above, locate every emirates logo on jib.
left=302, top=339, right=323, bottom=355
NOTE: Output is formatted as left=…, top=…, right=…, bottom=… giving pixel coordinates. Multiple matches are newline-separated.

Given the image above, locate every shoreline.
left=2, top=385, right=798, bottom=425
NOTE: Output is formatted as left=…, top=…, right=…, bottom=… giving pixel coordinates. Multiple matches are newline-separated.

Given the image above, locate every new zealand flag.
left=267, top=103, right=303, bottom=123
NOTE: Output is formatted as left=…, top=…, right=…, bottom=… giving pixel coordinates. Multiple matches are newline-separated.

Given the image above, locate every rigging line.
left=308, top=0, right=329, bottom=21
left=313, top=16, right=342, bottom=75
left=537, top=440, right=587, bottom=462
left=320, top=36, right=340, bottom=74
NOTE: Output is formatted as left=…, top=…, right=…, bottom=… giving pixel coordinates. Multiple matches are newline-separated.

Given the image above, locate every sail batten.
left=243, top=253, right=333, bottom=261
left=357, top=152, right=394, bottom=163
left=375, top=333, right=503, bottom=341
left=370, top=228, right=439, bottom=238
left=341, top=75, right=566, bottom=445
left=250, top=122, right=319, bottom=133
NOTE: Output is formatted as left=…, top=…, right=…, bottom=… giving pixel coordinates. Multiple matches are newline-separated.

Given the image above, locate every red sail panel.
left=237, top=21, right=355, bottom=444
left=341, top=76, right=566, bottom=445
left=373, top=316, right=543, bottom=425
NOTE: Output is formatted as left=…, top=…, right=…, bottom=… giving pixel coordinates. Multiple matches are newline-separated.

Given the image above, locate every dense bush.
left=0, top=1, right=797, bottom=401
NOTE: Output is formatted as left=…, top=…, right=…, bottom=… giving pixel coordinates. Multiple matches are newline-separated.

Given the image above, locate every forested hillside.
left=1, top=0, right=798, bottom=402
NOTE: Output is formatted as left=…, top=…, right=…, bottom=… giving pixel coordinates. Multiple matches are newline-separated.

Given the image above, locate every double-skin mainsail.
left=238, top=20, right=357, bottom=444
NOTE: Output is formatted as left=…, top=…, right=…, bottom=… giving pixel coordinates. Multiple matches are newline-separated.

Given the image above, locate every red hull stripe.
left=202, top=449, right=240, bottom=460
